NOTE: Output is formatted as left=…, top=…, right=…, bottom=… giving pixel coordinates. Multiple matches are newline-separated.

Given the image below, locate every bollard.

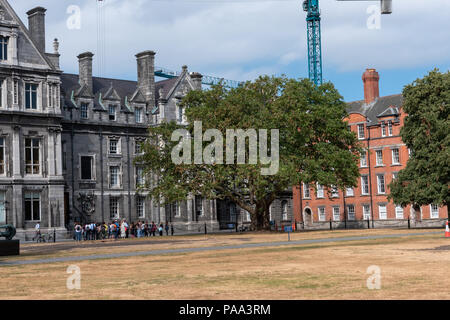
left=329, top=218, right=332, bottom=230
left=408, top=217, right=410, bottom=229
left=54, top=228, right=56, bottom=243
left=367, top=219, right=370, bottom=229
left=204, top=223, right=207, bottom=235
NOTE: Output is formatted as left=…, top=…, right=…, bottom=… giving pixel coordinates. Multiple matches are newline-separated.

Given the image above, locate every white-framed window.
left=347, top=204, right=355, bottom=220
left=245, top=210, right=251, bottom=222
left=377, top=174, right=385, bottom=194
left=24, top=192, right=40, bottom=221
left=135, top=107, right=143, bottom=123
left=135, top=139, right=144, bottom=154
left=25, top=83, right=38, bottom=110
left=109, top=138, right=120, bottom=155
left=136, top=166, right=145, bottom=187
left=174, top=201, right=181, bottom=217
left=109, top=105, right=117, bottom=121
left=269, top=204, right=272, bottom=221
left=110, top=196, right=119, bottom=219
left=25, top=138, right=40, bottom=175
left=378, top=204, right=387, bottom=220
left=361, top=175, right=369, bottom=195
left=0, top=137, right=5, bottom=175
left=345, top=187, right=354, bottom=197
left=388, top=121, right=393, bottom=136
left=195, top=195, right=203, bottom=216
left=363, top=204, right=371, bottom=220
left=137, top=196, right=145, bottom=218
left=333, top=206, right=340, bottom=221
left=360, top=151, right=367, bottom=167
left=109, top=166, right=121, bottom=188
left=80, top=155, right=95, bottom=180
left=0, top=36, right=8, bottom=61
left=391, top=148, right=400, bottom=165
left=430, top=204, right=439, bottom=219
left=381, top=122, right=386, bottom=137
left=177, top=105, right=185, bottom=123
left=316, top=184, right=324, bottom=198
left=331, top=185, right=339, bottom=198
left=376, top=149, right=383, bottom=166
left=395, top=205, right=404, bottom=219
left=318, top=207, right=326, bottom=221
left=357, top=124, right=365, bottom=139
left=303, top=183, right=310, bottom=199
left=282, top=200, right=288, bottom=220
left=392, top=172, right=398, bottom=180
left=80, top=102, right=88, bottom=119
left=0, top=192, right=5, bottom=224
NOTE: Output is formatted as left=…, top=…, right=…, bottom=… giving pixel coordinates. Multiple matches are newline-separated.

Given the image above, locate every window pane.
left=32, top=199, right=40, bottom=221
left=81, top=156, right=92, bottom=180
left=25, top=199, right=32, bottom=221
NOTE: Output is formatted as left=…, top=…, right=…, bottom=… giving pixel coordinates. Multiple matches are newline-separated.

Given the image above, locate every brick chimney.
left=136, top=50, right=156, bottom=107
left=27, top=7, right=47, bottom=53
left=362, top=68, right=380, bottom=104
left=77, top=52, right=94, bottom=93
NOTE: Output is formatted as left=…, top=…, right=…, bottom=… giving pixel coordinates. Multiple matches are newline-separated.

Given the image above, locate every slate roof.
left=346, top=94, right=403, bottom=126
left=60, top=73, right=180, bottom=110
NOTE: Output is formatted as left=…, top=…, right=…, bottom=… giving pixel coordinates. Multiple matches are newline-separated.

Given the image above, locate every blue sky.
left=11, top=0, right=450, bottom=102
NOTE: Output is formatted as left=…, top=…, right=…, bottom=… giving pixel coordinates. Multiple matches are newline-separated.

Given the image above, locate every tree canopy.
left=388, top=70, right=450, bottom=217
left=136, top=76, right=362, bottom=229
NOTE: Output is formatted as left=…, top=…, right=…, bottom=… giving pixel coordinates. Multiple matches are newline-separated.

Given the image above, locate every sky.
left=10, top=0, right=450, bottom=102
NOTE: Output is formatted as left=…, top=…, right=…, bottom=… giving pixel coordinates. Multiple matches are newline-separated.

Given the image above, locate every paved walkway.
left=0, top=231, right=440, bottom=266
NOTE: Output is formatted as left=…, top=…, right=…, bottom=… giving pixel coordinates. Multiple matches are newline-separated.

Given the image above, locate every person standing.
left=158, top=223, right=163, bottom=236
left=120, top=220, right=126, bottom=239
left=74, top=223, right=82, bottom=242
left=171, top=224, right=174, bottom=236
left=165, top=222, right=169, bottom=236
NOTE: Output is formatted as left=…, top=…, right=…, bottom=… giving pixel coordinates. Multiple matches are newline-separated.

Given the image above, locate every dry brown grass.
left=1, top=229, right=449, bottom=300
left=15, top=228, right=440, bottom=261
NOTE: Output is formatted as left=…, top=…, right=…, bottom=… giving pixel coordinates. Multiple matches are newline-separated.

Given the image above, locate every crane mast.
left=303, top=0, right=322, bottom=86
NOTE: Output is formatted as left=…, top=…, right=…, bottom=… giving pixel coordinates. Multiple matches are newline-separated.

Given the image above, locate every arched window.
left=0, top=36, right=8, bottom=61
left=281, top=200, right=288, bottom=221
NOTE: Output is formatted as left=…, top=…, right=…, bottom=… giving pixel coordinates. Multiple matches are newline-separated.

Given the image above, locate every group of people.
left=73, top=220, right=174, bottom=241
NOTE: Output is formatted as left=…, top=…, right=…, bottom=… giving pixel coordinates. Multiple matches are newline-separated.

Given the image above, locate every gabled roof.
left=60, top=73, right=180, bottom=110
left=346, top=94, right=403, bottom=126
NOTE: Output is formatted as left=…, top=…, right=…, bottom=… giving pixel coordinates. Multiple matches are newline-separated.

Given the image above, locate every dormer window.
left=388, top=121, right=393, bottom=136
left=0, top=36, right=8, bottom=61
left=25, top=83, right=38, bottom=110
left=381, top=122, right=386, bottom=137
left=109, top=105, right=116, bottom=121
left=80, top=103, right=88, bottom=119
left=135, top=107, right=143, bottom=123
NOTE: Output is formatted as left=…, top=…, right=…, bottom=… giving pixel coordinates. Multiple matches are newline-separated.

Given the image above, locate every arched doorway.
left=304, top=207, right=312, bottom=227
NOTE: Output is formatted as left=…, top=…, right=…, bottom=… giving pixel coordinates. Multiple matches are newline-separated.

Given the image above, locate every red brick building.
left=292, top=69, right=448, bottom=229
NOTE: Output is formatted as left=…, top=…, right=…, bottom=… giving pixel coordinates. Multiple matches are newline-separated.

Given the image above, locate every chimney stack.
left=190, top=72, right=203, bottom=91
left=27, top=7, right=47, bottom=53
left=77, top=52, right=94, bottom=94
left=136, top=50, right=156, bottom=107
left=362, top=68, right=380, bottom=105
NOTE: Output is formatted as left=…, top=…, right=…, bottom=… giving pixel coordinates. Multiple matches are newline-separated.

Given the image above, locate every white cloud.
left=10, top=0, right=450, bottom=82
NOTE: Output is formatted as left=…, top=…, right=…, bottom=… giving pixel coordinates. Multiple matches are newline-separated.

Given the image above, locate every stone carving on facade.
left=78, top=193, right=96, bottom=216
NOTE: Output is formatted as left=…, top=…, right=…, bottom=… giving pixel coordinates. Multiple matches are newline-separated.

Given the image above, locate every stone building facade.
left=0, top=1, right=294, bottom=238
left=293, top=69, right=448, bottom=229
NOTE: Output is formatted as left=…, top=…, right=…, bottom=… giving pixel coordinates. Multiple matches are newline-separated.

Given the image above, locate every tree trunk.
left=252, top=203, right=270, bottom=231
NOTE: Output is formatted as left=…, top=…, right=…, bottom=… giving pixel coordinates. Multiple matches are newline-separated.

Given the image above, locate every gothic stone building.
left=0, top=1, right=294, bottom=239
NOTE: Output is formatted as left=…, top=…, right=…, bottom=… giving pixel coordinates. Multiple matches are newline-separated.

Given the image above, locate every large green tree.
left=388, top=70, right=450, bottom=218
left=137, top=76, right=362, bottom=230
